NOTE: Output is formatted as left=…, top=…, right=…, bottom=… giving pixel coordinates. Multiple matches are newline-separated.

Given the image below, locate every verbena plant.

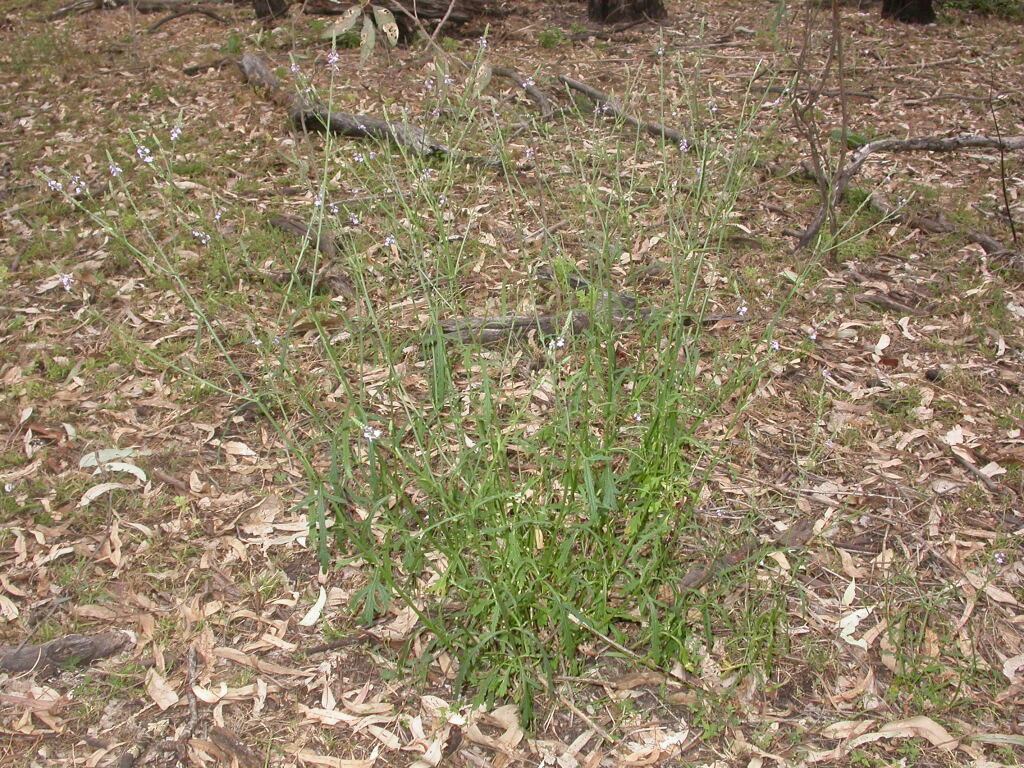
left=50, top=44, right=815, bottom=722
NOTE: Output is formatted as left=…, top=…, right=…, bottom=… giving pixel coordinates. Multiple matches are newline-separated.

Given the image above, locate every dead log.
left=0, top=631, right=131, bottom=673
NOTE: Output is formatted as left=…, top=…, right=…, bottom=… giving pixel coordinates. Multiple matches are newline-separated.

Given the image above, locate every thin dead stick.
left=950, top=450, right=1001, bottom=494
left=524, top=219, right=568, bottom=242
left=795, top=133, right=1024, bottom=250
left=535, top=676, right=616, bottom=745
left=566, top=612, right=703, bottom=689
left=427, top=0, right=458, bottom=45
left=558, top=76, right=687, bottom=145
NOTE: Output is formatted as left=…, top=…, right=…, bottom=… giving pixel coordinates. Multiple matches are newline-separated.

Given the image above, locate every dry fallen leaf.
left=145, top=668, right=179, bottom=711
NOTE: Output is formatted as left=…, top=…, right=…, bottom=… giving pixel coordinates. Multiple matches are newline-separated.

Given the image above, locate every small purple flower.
left=770, top=340, right=780, bottom=351
left=808, top=328, right=817, bottom=341
left=169, top=126, right=182, bottom=143
left=737, top=304, right=748, bottom=317
left=192, top=230, right=211, bottom=245
left=524, top=147, right=535, bottom=160
left=109, top=162, right=123, bottom=177
left=477, top=37, right=488, bottom=49
left=523, top=77, right=535, bottom=88
left=137, top=146, right=154, bottom=164
left=290, top=62, right=300, bottom=75
left=437, top=195, right=447, bottom=207
left=994, top=551, right=1007, bottom=565
left=363, top=425, right=383, bottom=442
left=328, top=202, right=339, bottom=215
left=547, top=336, right=565, bottom=350
left=678, top=138, right=690, bottom=153
left=443, top=74, right=455, bottom=85
left=214, top=210, right=222, bottom=222
left=59, top=273, right=75, bottom=292
left=656, top=46, right=665, bottom=56
left=47, top=179, right=63, bottom=193
left=353, top=152, right=365, bottom=163
left=349, top=213, right=360, bottom=226
left=383, top=234, right=396, bottom=247
left=425, top=78, right=435, bottom=91
left=326, top=50, right=340, bottom=68
left=313, top=194, right=324, bottom=207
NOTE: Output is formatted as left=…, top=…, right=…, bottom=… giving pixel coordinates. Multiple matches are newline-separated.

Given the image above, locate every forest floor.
left=1, top=0, right=1023, bottom=766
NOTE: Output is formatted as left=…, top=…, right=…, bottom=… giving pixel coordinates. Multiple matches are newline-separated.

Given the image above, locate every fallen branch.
left=147, top=6, right=227, bottom=33
left=441, top=307, right=740, bottom=344
left=493, top=66, right=554, bottom=122
left=51, top=0, right=231, bottom=16
left=183, top=56, right=232, bottom=76
left=535, top=265, right=638, bottom=311
left=269, top=213, right=339, bottom=259
left=559, top=76, right=687, bottom=145
left=48, top=0, right=102, bottom=19
left=868, top=192, right=1023, bottom=271
left=238, top=53, right=505, bottom=168
left=0, top=631, right=130, bottom=673
left=794, top=133, right=1024, bottom=251
left=293, top=106, right=447, bottom=156
left=267, top=214, right=355, bottom=297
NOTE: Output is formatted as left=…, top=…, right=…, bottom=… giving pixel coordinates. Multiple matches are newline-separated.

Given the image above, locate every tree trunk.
left=253, top=0, right=288, bottom=22
left=588, top=0, right=666, bottom=24
left=881, top=0, right=936, bottom=24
